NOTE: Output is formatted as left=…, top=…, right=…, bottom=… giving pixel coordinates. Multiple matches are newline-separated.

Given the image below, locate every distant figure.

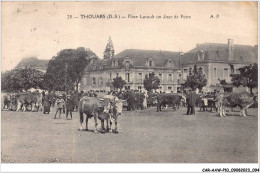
left=43, top=91, right=51, bottom=114
left=54, top=95, right=65, bottom=119
left=186, top=90, right=197, bottom=115
left=65, top=95, right=74, bottom=119
left=143, top=92, right=147, bottom=109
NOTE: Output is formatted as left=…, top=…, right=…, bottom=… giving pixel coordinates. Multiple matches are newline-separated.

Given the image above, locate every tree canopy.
left=184, top=65, right=207, bottom=91
left=43, top=47, right=98, bottom=92
left=112, top=76, right=126, bottom=91
left=231, top=63, right=257, bottom=94
left=1, top=67, right=45, bottom=92
left=143, top=72, right=160, bottom=92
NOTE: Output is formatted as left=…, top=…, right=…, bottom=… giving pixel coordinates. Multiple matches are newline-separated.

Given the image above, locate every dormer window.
left=149, top=60, right=152, bottom=67
left=146, top=58, right=154, bottom=67
left=166, top=59, right=174, bottom=67
left=112, top=59, right=119, bottom=67
left=198, top=50, right=204, bottom=61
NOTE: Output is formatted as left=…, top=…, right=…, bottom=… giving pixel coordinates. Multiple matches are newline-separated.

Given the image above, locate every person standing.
left=187, top=89, right=197, bottom=115
left=54, top=95, right=65, bottom=119
left=143, top=92, right=148, bottom=109
left=65, top=95, right=74, bottom=120
left=43, top=91, right=51, bottom=114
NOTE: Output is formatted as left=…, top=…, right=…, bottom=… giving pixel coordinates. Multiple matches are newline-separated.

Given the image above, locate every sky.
left=1, top=1, right=258, bottom=72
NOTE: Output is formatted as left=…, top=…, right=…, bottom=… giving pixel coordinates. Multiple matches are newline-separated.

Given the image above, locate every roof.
left=15, top=57, right=49, bottom=71
left=86, top=49, right=180, bottom=71
left=181, top=43, right=257, bottom=64
left=86, top=42, right=258, bottom=71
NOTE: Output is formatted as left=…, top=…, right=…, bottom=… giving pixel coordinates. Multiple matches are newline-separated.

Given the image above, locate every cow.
left=199, top=94, right=217, bottom=112
left=1, top=93, right=11, bottom=110
left=15, top=92, right=42, bottom=111
left=156, top=93, right=182, bottom=112
left=215, top=92, right=256, bottom=117
left=78, top=96, right=106, bottom=133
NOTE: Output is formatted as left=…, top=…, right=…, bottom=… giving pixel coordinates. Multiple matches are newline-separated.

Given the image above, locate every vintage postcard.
left=1, top=1, right=258, bottom=172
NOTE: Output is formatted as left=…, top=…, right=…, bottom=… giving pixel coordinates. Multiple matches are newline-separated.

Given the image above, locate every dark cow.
left=156, top=93, right=182, bottom=112
left=215, top=92, right=256, bottom=117
left=199, top=94, right=217, bottom=112
left=1, top=93, right=11, bottom=110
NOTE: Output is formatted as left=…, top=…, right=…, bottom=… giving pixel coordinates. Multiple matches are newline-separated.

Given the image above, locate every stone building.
left=81, top=49, right=183, bottom=93
left=180, top=39, right=257, bottom=92
left=80, top=39, right=257, bottom=93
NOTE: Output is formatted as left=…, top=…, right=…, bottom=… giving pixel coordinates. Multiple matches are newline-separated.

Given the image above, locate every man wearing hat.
left=54, top=94, right=65, bottom=119
left=65, top=95, right=74, bottom=119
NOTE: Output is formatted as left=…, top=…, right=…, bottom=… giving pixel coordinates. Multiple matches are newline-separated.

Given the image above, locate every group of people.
left=42, top=91, right=77, bottom=120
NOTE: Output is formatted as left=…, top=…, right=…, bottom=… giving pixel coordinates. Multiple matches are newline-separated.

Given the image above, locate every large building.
left=80, top=39, right=257, bottom=93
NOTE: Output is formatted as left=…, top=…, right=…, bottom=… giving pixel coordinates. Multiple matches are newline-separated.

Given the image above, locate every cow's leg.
left=79, top=111, right=84, bottom=131
left=241, top=109, right=246, bottom=117
left=222, top=107, right=226, bottom=117
left=109, top=119, right=112, bottom=133
left=106, top=118, right=109, bottom=131
left=114, top=118, right=118, bottom=134
left=93, top=113, right=98, bottom=134
left=16, top=103, right=21, bottom=112
left=101, top=120, right=105, bottom=131
left=219, top=106, right=223, bottom=117
left=86, top=116, right=89, bottom=131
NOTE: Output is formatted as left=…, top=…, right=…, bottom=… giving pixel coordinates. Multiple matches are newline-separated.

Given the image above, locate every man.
left=54, top=95, right=65, bottom=119
left=43, top=91, right=51, bottom=114
left=187, top=89, right=197, bottom=115
left=65, top=95, right=74, bottom=120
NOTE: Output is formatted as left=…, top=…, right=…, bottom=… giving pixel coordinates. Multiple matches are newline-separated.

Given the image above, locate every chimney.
left=228, top=39, right=234, bottom=61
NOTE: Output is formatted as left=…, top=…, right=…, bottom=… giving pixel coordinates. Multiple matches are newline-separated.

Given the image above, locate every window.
left=125, top=61, right=130, bottom=66
left=149, top=60, right=153, bottom=67
left=224, top=68, right=229, bottom=78
left=168, top=86, right=172, bottom=91
left=138, top=73, right=142, bottom=81
left=159, top=74, right=162, bottom=82
left=125, top=73, right=130, bottom=82
left=109, top=73, right=112, bottom=79
left=138, top=86, right=142, bottom=92
left=168, top=74, right=172, bottom=82
left=92, top=78, right=96, bottom=85
left=113, top=60, right=116, bottom=66
left=116, top=72, right=119, bottom=77
left=99, top=77, right=103, bottom=86
left=214, top=68, right=217, bottom=77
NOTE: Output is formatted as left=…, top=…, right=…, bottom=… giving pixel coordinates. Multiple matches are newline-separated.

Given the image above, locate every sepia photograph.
left=1, top=1, right=259, bottom=171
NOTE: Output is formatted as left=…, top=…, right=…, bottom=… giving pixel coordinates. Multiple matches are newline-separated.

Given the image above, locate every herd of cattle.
left=1, top=90, right=257, bottom=133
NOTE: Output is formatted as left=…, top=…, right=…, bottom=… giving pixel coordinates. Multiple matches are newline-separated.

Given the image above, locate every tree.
left=231, top=63, right=257, bottom=94
left=184, top=65, right=207, bottom=91
left=112, top=76, right=126, bottom=91
left=43, top=47, right=98, bottom=92
left=103, top=37, right=115, bottom=59
left=143, top=72, right=160, bottom=92
left=1, top=67, right=45, bottom=92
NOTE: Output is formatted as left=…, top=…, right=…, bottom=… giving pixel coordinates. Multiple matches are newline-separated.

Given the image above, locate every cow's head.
left=103, top=99, right=112, bottom=114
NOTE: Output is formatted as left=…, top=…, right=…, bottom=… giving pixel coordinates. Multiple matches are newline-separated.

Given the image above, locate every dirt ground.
left=1, top=107, right=258, bottom=163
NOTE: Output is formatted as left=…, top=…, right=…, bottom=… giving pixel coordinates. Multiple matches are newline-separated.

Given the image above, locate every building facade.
left=80, top=39, right=257, bottom=93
